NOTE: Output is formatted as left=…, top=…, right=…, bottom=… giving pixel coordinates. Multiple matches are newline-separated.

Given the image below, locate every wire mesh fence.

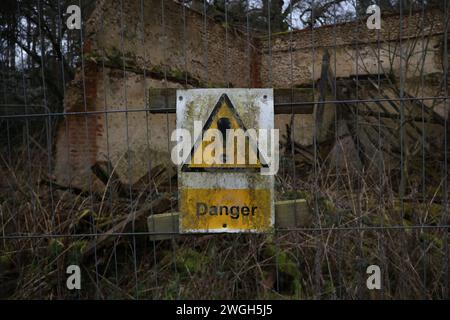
left=0, top=0, right=449, bottom=299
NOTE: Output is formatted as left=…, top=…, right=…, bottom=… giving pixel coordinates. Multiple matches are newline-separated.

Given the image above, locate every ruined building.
left=54, top=0, right=450, bottom=192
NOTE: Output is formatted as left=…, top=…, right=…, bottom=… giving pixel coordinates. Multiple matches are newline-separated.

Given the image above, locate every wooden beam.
left=148, top=88, right=315, bottom=114
left=147, top=212, right=180, bottom=241
left=275, top=199, right=312, bottom=228
left=147, top=199, right=311, bottom=241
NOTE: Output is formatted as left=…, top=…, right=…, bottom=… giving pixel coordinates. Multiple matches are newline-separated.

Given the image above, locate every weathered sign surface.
left=176, top=89, right=274, bottom=233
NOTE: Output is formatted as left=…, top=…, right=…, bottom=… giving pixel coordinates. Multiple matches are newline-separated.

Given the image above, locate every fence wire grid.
left=0, top=0, right=449, bottom=299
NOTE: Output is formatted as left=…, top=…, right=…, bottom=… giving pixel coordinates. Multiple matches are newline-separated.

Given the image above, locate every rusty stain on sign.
left=177, top=89, right=274, bottom=233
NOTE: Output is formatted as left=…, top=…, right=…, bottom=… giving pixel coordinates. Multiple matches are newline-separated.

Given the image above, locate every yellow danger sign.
left=182, top=93, right=268, bottom=172
left=177, top=89, right=274, bottom=233
left=180, top=189, right=272, bottom=231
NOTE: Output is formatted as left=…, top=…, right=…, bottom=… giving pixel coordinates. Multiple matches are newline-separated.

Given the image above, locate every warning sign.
left=176, top=89, right=275, bottom=233
left=182, top=93, right=268, bottom=172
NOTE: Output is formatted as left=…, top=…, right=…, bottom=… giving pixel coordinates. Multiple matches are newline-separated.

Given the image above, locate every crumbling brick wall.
left=54, top=1, right=449, bottom=191
left=260, top=8, right=447, bottom=87
left=55, top=0, right=258, bottom=191
left=259, top=8, right=449, bottom=148
left=85, top=0, right=257, bottom=88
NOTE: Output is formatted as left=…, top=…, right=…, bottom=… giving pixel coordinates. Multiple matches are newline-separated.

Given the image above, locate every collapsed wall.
left=55, top=0, right=256, bottom=191
left=260, top=8, right=449, bottom=148
left=54, top=1, right=450, bottom=191
left=261, top=8, right=448, bottom=86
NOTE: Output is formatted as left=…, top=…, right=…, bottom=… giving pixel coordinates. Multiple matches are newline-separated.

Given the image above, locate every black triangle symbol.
left=181, top=93, right=269, bottom=172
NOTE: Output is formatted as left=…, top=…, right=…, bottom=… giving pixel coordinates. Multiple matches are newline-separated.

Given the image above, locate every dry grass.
left=0, top=133, right=449, bottom=299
